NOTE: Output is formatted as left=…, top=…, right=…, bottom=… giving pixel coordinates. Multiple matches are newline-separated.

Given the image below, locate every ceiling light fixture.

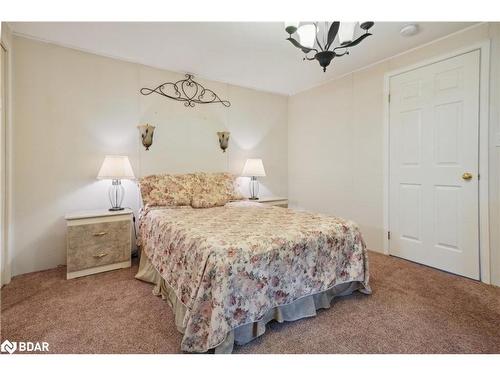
left=400, top=24, right=419, bottom=37
left=284, top=21, right=374, bottom=72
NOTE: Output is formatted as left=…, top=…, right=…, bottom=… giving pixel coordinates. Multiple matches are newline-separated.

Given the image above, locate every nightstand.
left=65, top=209, right=133, bottom=279
left=254, top=197, right=288, bottom=208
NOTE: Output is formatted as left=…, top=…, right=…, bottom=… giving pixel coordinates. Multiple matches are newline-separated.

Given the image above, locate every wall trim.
left=8, top=22, right=484, bottom=97
left=382, top=40, right=491, bottom=284
left=9, top=29, right=289, bottom=98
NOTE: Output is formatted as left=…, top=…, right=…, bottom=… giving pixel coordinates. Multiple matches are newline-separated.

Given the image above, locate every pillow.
left=139, top=174, right=195, bottom=207
left=191, top=172, right=243, bottom=208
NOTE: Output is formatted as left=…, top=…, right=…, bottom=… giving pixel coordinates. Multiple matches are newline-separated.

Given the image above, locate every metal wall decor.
left=217, top=131, right=230, bottom=153
left=285, top=22, right=374, bottom=72
left=138, top=123, right=156, bottom=150
left=140, top=74, right=231, bottom=108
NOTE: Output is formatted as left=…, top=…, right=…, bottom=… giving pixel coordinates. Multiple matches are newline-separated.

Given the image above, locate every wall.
left=11, top=35, right=288, bottom=276
left=288, top=23, right=500, bottom=286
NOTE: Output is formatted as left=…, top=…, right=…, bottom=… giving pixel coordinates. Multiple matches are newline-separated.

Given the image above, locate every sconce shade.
left=138, top=123, right=155, bottom=150
left=217, top=131, right=230, bottom=153
left=97, top=155, right=135, bottom=180
left=242, top=158, right=266, bottom=177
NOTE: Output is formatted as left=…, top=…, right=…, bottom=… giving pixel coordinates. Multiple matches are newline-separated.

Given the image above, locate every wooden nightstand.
left=254, top=197, right=288, bottom=208
left=65, top=209, right=133, bottom=279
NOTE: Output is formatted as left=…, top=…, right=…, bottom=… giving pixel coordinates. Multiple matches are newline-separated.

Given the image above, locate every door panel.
left=389, top=50, right=480, bottom=279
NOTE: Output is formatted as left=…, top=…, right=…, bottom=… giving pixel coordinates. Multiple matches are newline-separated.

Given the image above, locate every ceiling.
left=9, top=22, right=477, bottom=95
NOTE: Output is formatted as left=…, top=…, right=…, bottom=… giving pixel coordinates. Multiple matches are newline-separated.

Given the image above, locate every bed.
left=135, top=173, right=371, bottom=353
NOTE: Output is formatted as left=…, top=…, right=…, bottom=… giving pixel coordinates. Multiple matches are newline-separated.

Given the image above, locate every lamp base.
left=108, top=179, right=125, bottom=212
left=249, top=176, right=260, bottom=200
left=108, top=207, right=125, bottom=211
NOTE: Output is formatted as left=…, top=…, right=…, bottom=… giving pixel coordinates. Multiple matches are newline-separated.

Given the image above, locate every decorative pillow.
left=191, top=172, right=243, bottom=208
left=139, top=174, right=195, bottom=207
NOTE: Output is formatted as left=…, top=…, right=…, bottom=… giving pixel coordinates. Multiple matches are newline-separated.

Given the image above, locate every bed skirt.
left=135, top=251, right=369, bottom=353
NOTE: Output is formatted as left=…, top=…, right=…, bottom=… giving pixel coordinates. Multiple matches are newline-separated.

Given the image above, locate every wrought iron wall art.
left=217, top=131, right=230, bottom=153
left=140, top=74, right=231, bottom=108
left=138, top=123, right=156, bottom=150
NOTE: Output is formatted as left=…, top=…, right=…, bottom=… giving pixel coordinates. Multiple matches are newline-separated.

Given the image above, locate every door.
left=389, top=50, right=480, bottom=279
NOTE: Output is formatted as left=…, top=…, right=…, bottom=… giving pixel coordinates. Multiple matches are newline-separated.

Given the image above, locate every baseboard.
left=66, top=260, right=131, bottom=280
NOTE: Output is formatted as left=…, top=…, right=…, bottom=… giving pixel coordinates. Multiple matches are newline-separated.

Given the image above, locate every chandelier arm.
left=333, top=49, right=349, bottom=57
left=310, top=22, right=322, bottom=51
left=315, top=36, right=324, bottom=51
left=334, top=32, right=372, bottom=50
left=286, top=37, right=315, bottom=54
left=325, top=21, right=340, bottom=51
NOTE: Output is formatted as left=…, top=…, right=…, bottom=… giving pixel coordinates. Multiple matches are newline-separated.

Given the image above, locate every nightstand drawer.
left=68, top=220, right=130, bottom=249
left=66, top=218, right=131, bottom=274
left=67, top=239, right=129, bottom=272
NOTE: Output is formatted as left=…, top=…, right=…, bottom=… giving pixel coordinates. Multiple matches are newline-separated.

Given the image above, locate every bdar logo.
left=1, top=340, right=17, bottom=354
left=1, top=340, right=49, bottom=354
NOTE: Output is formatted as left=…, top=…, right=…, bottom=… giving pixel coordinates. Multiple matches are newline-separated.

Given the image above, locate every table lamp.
left=97, top=155, right=135, bottom=211
left=241, top=158, right=266, bottom=200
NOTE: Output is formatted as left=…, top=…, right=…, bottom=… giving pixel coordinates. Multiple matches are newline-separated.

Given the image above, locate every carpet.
left=1, top=251, right=499, bottom=353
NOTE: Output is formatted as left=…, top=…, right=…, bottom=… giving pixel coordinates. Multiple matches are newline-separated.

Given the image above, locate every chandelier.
left=284, top=22, right=374, bottom=72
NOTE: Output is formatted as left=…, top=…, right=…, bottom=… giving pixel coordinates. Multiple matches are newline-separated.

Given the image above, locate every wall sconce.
left=217, top=131, right=230, bottom=153
left=138, top=123, right=156, bottom=150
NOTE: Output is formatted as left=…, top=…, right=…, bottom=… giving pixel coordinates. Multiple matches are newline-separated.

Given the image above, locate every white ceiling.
left=9, top=22, right=477, bottom=95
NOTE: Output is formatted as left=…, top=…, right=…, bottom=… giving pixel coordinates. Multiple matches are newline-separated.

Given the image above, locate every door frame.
left=0, top=41, right=8, bottom=287
left=383, top=41, right=491, bottom=284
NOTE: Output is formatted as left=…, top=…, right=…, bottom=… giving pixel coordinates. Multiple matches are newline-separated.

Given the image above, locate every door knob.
left=462, top=172, right=473, bottom=180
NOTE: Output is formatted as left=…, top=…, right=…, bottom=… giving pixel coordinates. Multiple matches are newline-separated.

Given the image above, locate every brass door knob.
left=462, top=172, right=473, bottom=180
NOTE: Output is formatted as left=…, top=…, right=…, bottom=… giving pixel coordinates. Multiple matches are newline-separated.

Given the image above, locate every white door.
left=389, top=50, right=480, bottom=279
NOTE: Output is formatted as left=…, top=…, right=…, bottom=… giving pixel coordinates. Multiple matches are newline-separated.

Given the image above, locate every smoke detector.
left=400, top=24, right=419, bottom=37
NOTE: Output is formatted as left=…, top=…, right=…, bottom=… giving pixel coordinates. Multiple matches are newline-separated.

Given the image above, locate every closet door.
left=389, top=50, right=480, bottom=279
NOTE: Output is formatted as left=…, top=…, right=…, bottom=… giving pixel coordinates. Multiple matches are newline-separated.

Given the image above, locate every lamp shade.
left=241, top=158, right=266, bottom=177
left=297, top=24, right=317, bottom=49
left=97, top=155, right=135, bottom=180
left=339, top=22, right=358, bottom=45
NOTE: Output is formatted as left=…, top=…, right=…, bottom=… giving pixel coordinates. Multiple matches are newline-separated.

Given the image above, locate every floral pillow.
left=139, top=174, right=195, bottom=207
left=191, top=172, right=243, bottom=208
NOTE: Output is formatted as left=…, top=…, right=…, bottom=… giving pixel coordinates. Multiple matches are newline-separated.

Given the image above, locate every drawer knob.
left=93, top=231, right=108, bottom=237
left=93, top=252, right=108, bottom=259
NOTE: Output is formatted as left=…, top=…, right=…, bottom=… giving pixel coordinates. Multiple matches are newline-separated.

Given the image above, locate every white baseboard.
left=66, top=260, right=131, bottom=280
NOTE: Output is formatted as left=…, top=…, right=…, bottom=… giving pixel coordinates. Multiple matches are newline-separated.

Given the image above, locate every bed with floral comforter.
left=138, top=201, right=370, bottom=353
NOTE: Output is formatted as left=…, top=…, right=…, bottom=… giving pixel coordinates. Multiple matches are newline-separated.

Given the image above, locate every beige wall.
left=11, top=36, right=288, bottom=276
left=288, top=23, right=500, bottom=286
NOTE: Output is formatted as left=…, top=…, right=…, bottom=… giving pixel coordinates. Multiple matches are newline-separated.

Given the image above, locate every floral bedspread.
left=139, top=202, right=370, bottom=352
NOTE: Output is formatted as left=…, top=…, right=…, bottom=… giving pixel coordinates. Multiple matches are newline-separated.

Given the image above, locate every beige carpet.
left=1, top=251, right=499, bottom=354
